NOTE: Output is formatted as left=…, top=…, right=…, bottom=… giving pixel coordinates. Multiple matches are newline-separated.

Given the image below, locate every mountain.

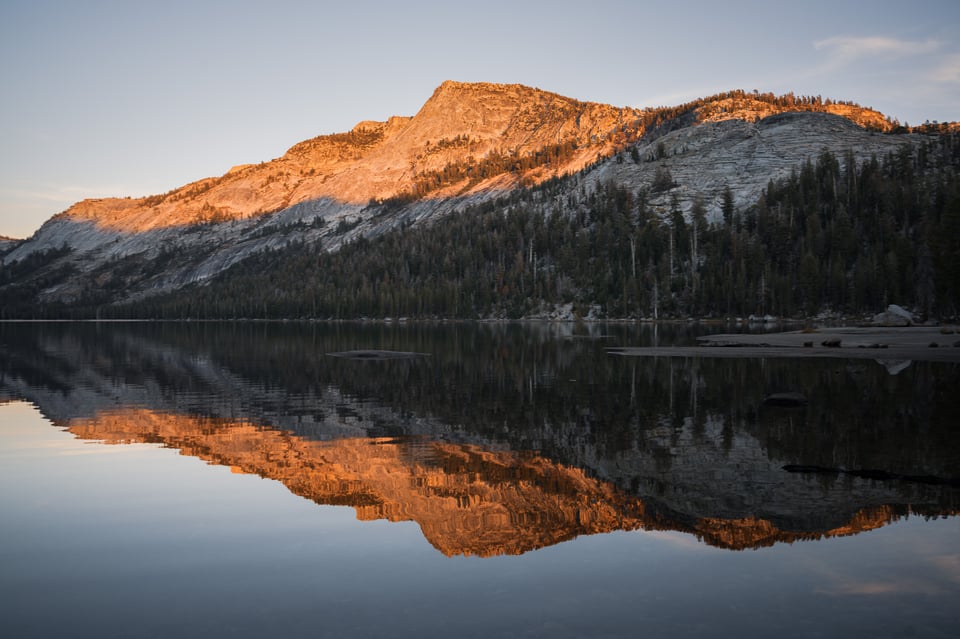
left=41, top=81, right=644, bottom=233
left=2, top=81, right=958, bottom=319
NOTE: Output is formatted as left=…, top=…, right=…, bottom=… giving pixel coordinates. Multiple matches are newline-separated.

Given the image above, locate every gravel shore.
left=609, top=327, right=960, bottom=363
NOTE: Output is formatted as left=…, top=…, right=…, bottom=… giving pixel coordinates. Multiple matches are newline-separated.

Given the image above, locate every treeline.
left=378, top=139, right=587, bottom=205
left=286, top=126, right=387, bottom=159
left=748, top=136, right=960, bottom=318
left=640, top=89, right=896, bottom=136
left=97, top=133, right=960, bottom=321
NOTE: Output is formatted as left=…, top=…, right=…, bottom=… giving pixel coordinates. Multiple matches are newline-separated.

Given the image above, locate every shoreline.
left=610, top=327, right=960, bottom=363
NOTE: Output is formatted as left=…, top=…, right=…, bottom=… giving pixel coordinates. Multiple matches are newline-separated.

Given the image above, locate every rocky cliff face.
left=587, top=111, right=907, bottom=223
left=40, top=81, right=643, bottom=234
left=1, top=82, right=924, bottom=305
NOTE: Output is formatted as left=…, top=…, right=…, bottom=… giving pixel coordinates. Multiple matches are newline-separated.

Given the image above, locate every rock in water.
left=762, top=392, right=808, bottom=407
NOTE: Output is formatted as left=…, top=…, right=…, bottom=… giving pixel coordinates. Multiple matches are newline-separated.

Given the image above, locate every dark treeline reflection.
left=3, top=320, right=959, bottom=476
left=2, top=320, right=958, bottom=550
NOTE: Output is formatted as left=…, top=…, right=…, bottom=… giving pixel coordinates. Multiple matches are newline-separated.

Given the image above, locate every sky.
left=1, top=0, right=958, bottom=239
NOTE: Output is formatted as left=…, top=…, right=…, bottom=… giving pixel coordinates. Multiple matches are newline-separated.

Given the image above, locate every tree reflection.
left=1, top=321, right=958, bottom=554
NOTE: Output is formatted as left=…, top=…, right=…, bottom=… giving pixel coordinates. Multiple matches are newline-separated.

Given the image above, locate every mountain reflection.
left=62, top=409, right=931, bottom=556
left=65, top=409, right=646, bottom=556
left=2, top=321, right=958, bottom=556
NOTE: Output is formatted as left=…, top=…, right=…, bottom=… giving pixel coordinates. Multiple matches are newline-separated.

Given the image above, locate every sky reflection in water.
left=1, top=322, right=959, bottom=638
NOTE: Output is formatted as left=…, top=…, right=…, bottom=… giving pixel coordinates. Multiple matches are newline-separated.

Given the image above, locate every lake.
left=1, top=321, right=958, bottom=638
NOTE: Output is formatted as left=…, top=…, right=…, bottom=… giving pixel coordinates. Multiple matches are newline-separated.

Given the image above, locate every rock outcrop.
left=872, top=304, right=915, bottom=326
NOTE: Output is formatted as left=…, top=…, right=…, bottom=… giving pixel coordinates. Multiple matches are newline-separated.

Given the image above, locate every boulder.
left=872, top=304, right=913, bottom=327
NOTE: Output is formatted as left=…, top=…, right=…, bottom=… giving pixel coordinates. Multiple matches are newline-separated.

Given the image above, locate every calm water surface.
left=1, top=321, right=958, bottom=638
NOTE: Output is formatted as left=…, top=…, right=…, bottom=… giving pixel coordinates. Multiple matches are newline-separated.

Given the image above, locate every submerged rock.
left=762, top=392, right=808, bottom=407
left=327, top=350, right=428, bottom=360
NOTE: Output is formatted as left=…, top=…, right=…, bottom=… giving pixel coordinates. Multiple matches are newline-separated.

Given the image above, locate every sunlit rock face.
left=32, top=81, right=644, bottom=235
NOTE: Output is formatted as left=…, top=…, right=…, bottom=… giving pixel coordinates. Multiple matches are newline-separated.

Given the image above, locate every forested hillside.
left=5, top=83, right=953, bottom=319
left=99, top=133, right=959, bottom=321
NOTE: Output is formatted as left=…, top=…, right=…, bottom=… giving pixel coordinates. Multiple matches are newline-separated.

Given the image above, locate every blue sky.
left=1, top=0, right=958, bottom=239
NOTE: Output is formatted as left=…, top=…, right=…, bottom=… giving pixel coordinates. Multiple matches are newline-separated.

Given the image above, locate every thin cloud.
left=814, top=574, right=949, bottom=597
left=0, top=183, right=145, bottom=204
left=932, top=553, right=960, bottom=582
left=814, top=35, right=941, bottom=68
